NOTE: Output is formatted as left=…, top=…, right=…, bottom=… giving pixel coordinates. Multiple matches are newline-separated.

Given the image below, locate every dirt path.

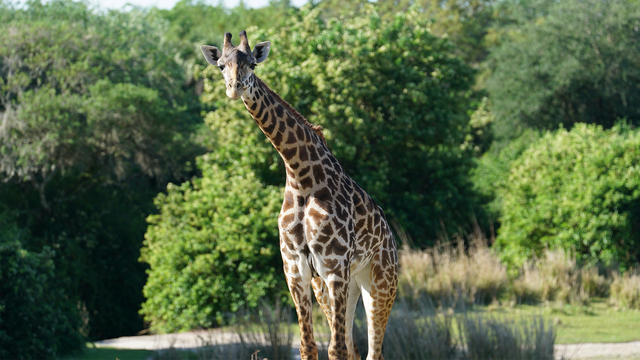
left=95, top=333, right=640, bottom=359
left=555, top=342, right=640, bottom=360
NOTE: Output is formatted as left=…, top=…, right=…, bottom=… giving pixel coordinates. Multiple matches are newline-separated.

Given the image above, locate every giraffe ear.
left=200, top=45, right=222, bottom=66
left=252, top=41, right=271, bottom=63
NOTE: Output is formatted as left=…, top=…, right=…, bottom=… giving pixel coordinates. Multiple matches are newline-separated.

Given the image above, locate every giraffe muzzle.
left=226, top=81, right=244, bottom=99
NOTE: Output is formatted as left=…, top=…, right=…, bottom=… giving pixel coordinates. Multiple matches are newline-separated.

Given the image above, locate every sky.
left=95, top=0, right=307, bottom=10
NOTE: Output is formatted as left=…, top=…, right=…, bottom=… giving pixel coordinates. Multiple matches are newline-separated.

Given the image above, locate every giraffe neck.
left=241, top=74, right=337, bottom=192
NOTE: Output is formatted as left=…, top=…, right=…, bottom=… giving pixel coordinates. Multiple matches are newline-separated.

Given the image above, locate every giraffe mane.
left=254, top=76, right=327, bottom=146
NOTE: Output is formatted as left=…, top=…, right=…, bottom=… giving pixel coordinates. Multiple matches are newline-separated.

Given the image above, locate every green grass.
left=60, top=345, right=153, bottom=360
left=479, top=299, right=640, bottom=344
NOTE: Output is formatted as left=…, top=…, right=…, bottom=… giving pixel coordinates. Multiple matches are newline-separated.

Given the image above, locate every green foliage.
left=0, top=0, right=204, bottom=340
left=472, top=129, right=541, bottom=218
left=0, top=210, right=83, bottom=359
left=197, top=6, right=480, bottom=245
left=314, top=0, right=497, bottom=66
left=495, top=123, right=640, bottom=268
left=0, top=1, right=201, bottom=185
left=140, top=156, right=284, bottom=333
left=154, top=0, right=294, bottom=69
left=487, top=0, right=640, bottom=139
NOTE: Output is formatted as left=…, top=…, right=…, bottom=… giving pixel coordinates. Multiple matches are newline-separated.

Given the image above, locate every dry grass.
left=398, top=227, right=508, bottom=306
left=609, top=269, right=640, bottom=309
left=397, top=223, right=611, bottom=308
left=511, top=250, right=608, bottom=306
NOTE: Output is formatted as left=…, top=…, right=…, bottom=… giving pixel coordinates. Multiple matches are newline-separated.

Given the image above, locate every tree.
left=153, top=0, right=295, bottom=72
left=495, top=123, right=640, bottom=269
left=0, top=209, right=83, bottom=359
left=313, top=0, right=497, bottom=66
left=487, top=0, right=640, bottom=140
left=0, top=0, right=203, bottom=340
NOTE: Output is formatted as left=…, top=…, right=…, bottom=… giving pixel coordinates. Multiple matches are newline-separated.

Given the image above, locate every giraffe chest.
left=278, top=177, right=384, bottom=278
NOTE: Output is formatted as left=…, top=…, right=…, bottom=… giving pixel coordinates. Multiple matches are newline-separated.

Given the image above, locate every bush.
left=140, top=156, right=285, bottom=333
left=0, top=211, right=83, bottom=359
left=382, top=302, right=456, bottom=360
left=609, top=270, right=640, bottom=310
left=495, top=123, right=640, bottom=268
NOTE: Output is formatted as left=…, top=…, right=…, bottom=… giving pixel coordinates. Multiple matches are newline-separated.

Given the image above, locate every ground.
left=62, top=302, right=640, bottom=360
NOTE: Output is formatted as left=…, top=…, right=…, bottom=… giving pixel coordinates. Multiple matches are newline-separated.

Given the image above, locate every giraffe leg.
left=344, top=277, right=362, bottom=360
left=312, top=276, right=333, bottom=329
left=325, top=274, right=351, bottom=360
left=313, top=277, right=361, bottom=360
left=287, top=274, right=318, bottom=360
left=355, top=260, right=398, bottom=360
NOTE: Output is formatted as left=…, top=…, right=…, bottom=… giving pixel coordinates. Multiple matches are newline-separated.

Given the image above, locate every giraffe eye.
left=250, top=63, right=256, bottom=70
left=218, top=65, right=225, bottom=71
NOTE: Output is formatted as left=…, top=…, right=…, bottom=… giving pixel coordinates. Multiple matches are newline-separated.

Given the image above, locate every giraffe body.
left=201, top=31, right=398, bottom=360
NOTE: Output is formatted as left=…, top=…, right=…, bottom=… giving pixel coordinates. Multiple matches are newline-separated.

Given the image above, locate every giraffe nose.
left=226, top=81, right=242, bottom=99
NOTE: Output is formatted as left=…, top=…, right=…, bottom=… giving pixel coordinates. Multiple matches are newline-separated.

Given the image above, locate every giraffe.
left=201, top=31, right=398, bottom=360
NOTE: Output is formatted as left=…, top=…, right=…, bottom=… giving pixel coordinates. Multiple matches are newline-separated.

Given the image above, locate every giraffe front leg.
left=286, top=271, right=317, bottom=360
left=354, top=253, right=398, bottom=360
left=324, top=273, right=352, bottom=360
left=312, top=276, right=333, bottom=329
left=313, top=277, right=361, bottom=360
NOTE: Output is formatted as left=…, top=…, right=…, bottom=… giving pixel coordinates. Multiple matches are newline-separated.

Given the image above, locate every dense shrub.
left=0, top=211, right=83, bottom=359
left=140, top=156, right=285, bottom=333
left=472, top=128, right=542, bottom=218
left=495, top=123, right=640, bottom=268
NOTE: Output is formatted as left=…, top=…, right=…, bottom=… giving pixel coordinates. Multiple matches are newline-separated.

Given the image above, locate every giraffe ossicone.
left=201, top=31, right=398, bottom=360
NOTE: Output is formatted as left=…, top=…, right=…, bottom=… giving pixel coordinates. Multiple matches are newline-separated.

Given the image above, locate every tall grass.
left=511, top=251, right=608, bottom=305
left=313, top=298, right=556, bottom=360
left=609, top=270, right=640, bottom=309
left=458, top=312, right=555, bottom=360
left=397, top=224, right=613, bottom=307
left=398, top=227, right=508, bottom=306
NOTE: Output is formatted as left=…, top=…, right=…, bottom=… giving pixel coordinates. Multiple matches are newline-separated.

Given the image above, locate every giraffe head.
left=201, top=31, right=271, bottom=100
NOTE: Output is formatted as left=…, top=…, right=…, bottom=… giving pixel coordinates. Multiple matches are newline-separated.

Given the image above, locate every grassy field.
left=479, top=300, right=640, bottom=344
